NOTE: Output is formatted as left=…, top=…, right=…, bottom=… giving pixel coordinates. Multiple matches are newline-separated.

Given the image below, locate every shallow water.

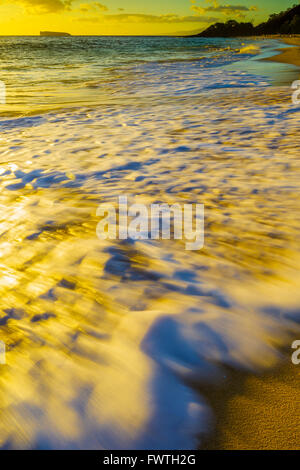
left=0, top=35, right=287, bottom=116
left=0, top=37, right=300, bottom=449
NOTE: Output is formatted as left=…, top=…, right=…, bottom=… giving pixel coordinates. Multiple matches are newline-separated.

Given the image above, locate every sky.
left=0, top=0, right=297, bottom=35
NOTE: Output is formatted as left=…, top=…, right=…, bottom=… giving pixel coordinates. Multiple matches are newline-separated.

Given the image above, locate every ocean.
left=0, top=36, right=300, bottom=449
left=0, top=35, right=297, bottom=116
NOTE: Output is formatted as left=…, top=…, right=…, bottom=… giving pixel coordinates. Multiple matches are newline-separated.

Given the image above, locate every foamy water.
left=0, top=37, right=300, bottom=449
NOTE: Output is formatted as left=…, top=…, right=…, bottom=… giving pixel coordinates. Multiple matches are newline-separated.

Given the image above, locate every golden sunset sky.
left=0, top=0, right=297, bottom=35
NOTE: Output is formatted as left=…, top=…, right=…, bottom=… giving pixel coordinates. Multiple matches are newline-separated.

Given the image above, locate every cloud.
left=190, top=1, right=258, bottom=19
left=77, top=13, right=219, bottom=24
left=3, top=0, right=108, bottom=13
left=11, top=0, right=72, bottom=13
left=79, top=2, right=107, bottom=13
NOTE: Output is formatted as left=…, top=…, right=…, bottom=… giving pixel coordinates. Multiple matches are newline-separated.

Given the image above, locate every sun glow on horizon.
left=0, top=0, right=297, bottom=35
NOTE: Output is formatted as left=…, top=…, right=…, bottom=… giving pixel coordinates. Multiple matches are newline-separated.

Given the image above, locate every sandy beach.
left=201, top=355, right=300, bottom=449
left=265, top=37, right=300, bottom=67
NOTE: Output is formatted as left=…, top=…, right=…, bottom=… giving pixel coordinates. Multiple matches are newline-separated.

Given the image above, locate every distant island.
left=40, top=31, right=71, bottom=37
left=191, top=4, right=300, bottom=37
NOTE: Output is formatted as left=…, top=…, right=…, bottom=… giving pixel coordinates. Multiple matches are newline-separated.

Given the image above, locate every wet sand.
left=201, top=41, right=300, bottom=450
left=265, top=37, right=300, bottom=67
left=201, top=357, right=300, bottom=450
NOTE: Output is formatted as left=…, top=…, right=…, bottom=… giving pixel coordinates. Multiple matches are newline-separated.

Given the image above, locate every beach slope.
left=265, top=38, right=300, bottom=67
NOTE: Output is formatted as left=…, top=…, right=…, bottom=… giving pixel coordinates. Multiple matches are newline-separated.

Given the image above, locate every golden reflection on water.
left=0, top=87, right=300, bottom=449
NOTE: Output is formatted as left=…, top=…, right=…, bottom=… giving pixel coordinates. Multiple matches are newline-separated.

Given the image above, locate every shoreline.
left=264, top=37, right=300, bottom=68
left=0, top=35, right=300, bottom=450
left=199, top=40, right=300, bottom=449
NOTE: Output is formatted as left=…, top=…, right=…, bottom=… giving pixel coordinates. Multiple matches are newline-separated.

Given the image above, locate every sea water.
left=0, top=36, right=299, bottom=449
